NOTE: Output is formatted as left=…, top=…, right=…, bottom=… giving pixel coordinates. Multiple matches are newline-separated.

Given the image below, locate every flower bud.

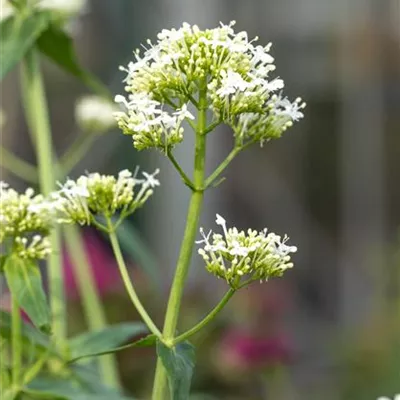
left=75, top=95, right=117, bottom=134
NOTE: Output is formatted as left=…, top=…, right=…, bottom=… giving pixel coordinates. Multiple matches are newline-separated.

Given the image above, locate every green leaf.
left=0, top=310, right=51, bottom=351
left=131, top=333, right=157, bottom=347
left=68, top=322, right=148, bottom=362
left=157, top=340, right=196, bottom=400
left=36, top=25, right=110, bottom=97
left=4, top=256, right=51, bottom=333
left=0, top=11, right=50, bottom=80
left=0, top=254, right=8, bottom=272
left=25, top=377, right=134, bottom=400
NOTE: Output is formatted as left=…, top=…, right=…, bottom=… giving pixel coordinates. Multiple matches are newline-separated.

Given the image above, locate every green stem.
left=151, top=82, right=208, bottom=400
left=107, top=219, right=162, bottom=337
left=167, top=149, right=195, bottom=190
left=63, top=225, right=121, bottom=389
left=173, top=288, right=235, bottom=345
left=21, top=48, right=66, bottom=346
left=203, top=118, right=222, bottom=135
left=11, top=294, right=21, bottom=389
left=59, top=133, right=96, bottom=176
left=0, top=147, right=38, bottom=183
left=204, top=139, right=255, bottom=189
left=204, top=146, right=240, bottom=188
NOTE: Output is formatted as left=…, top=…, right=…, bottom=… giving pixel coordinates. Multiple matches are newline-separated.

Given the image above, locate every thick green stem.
left=107, top=220, right=161, bottom=337
left=21, top=49, right=65, bottom=346
left=63, top=225, right=121, bottom=389
left=151, top=83, right=208, bottom=400
left=173, top=288, right=235, bottom=345
left=11, top=295, right=21, bottom=388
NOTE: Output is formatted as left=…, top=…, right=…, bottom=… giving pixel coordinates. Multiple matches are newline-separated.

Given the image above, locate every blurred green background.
left=1, top=0, right=400, bottom=399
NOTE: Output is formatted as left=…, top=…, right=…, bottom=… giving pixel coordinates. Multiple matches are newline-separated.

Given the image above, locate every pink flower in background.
left=0, top=292, right=31, bottom=322
left=63, top=230, right=121, bottom=299
left=216, top=329, right=292, bottom=373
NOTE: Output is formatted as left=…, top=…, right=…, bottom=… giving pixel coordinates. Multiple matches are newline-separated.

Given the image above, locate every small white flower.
left=216, top=70, right=252, bottom=97
left=272, top=95, right=306, bottom=122
left=141, top=169, right=160, bottom=189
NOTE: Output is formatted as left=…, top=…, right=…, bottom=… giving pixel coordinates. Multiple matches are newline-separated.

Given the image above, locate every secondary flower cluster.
left=114, top=94, right=194, bottom=151
left=197, top=214, right=297, bottom=288
left=114, top=21, right=305, bottom=151
left=0, top=182, right=53, bottom=260
left=52, top=169, right=160, bottom=226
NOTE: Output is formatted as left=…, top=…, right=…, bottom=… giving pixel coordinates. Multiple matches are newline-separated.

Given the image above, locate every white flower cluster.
left=0, top=182, right=53, bottom=260
left=75, top=95, right=118, bottom=134
left=52, top=169, right=160, bottom=226
left=114, top=94, right=194, bottom=151
left=197, top=214, right=297, bottom=288
left=377, top=395, right=400, bottom=400
left=115, top=21, right=305, bottom=151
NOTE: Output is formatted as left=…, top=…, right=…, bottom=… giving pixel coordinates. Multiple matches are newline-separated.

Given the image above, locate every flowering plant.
left=0, top=6, right=304, bottom=399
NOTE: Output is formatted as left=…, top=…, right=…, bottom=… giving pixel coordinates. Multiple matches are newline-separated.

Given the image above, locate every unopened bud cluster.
left=0, top=182, right=53, bottom=260
left=197, top=214, right=297, bottom=288
left=52, top=169, right=160, bottom=226
left=75, top=95, right=118, bottom=134
left=114, top=21, right=305, bottom=151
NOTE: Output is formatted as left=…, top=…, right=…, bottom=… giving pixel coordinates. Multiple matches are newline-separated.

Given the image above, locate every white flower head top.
left=75, top=95, right=118, bottom=134
left=197, top=214, right=297, bottom=288
left=115, top=21, right=305, bottom=151
left=52, top=168, right=160, bottom=226
left=0, top=182, right=54, bottom=260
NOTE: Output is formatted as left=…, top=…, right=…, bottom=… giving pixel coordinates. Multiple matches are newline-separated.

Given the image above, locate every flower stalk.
left=151, top=83, right=208, bottom=400
left=172, top=288, right=236, bottom=345
left=107, top=218, right=161, bottom=338
left=20, top=48, right=65, bottom=347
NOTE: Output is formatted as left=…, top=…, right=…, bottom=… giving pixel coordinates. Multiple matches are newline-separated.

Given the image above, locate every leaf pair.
left=71, top=324, right=197, bottom=400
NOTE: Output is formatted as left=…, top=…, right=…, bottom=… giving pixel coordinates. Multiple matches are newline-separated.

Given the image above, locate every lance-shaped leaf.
left=157, top=340, right=196, bottom=400
left=0, top=310, right=51, bottom=351
left=0, top=11, right=50, bottom=80
left=25, top=377, right=135, bottom=400
left=4, top=256, right=51, bottom=333
left=37, top=25, right=110, bottom=98
left=68, top=322, right=148, bottom=362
